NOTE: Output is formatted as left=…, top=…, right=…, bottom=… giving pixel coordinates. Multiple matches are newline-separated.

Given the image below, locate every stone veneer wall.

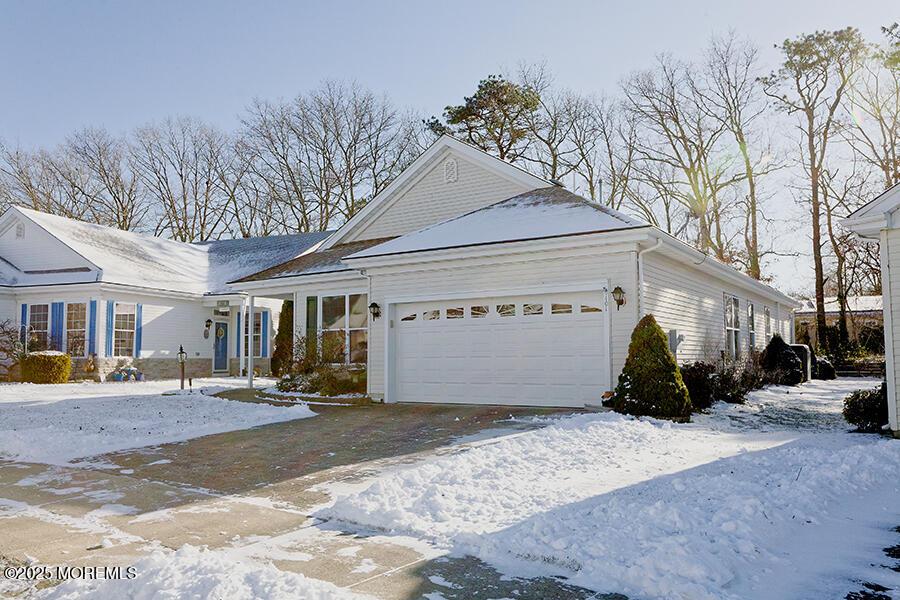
left=71, top=357, right=213, bottom=382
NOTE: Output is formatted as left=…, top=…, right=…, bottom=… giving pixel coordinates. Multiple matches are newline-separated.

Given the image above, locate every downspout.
left=637, top=238, right=663, bottom=317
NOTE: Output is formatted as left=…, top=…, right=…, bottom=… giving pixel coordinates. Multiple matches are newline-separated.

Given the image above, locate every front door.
left=213, top=322, right=228, bottom=372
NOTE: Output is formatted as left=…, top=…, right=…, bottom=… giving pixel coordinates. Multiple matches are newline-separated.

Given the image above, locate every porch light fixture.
left=368, top=302, right=381, bottom=320
left=204, top=318, right=213, bottom=329
left=611, top=286, right=626, bottom=310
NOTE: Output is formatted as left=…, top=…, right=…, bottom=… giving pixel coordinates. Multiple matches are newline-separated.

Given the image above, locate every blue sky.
left=0, top=0, right=895, bottom=292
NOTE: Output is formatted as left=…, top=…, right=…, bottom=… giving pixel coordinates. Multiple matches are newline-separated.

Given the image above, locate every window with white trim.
left=66, top=302, right=87, bottom=356
left=724, top=295, right=740, bottom=360
left=244, top=312, right=263, bottom=358
left=28, top=304, right=49, bottom=350
left=320, top=294, right=367, bottom=364
left=764, top=306, right=772, bottom=338
left=113, top=303, right=136, bottom=357
left=747, top=303, right=756, bottom=348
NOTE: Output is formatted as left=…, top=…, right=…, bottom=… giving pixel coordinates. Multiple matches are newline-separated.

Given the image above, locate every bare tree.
left=623, top=55, right=741, bottom=261
left=762, top=27, right=868, bottom=349
left=843, top=30, right=900, bottom=188
left=131, top=117, right=230, bottom=242
left=701, top=33, right=779, bottom=279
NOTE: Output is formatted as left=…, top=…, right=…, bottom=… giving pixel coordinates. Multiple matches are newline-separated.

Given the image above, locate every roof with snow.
left=232, top=237, right=395, bottom=283
left=795, top=295, right=883, bottom=316
left=346, top=186, right=648, bottom=259
left=3, top=207, right=329, bottom=294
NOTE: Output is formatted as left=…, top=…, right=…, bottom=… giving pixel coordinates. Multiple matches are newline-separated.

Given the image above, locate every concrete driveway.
left=0, top=401, right=612, bottom=599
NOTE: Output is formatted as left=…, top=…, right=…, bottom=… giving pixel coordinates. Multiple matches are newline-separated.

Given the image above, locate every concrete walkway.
left=0, top=402, right=613, bottom=599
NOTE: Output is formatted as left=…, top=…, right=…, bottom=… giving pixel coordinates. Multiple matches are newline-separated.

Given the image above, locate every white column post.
left=237, top=297, right=246, bottom=378
left=247, top=295, right=255, bottom=388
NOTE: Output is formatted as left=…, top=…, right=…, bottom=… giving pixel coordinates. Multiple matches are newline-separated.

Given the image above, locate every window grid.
left=724, top=295, right=741, bottom=360
left=29, top=304, right=49, bottom=350
left=66, top=302, right=87, bottom=357
left=319, top=294, right=368, bottom=364
left=113, top=303, right=136, bottom=357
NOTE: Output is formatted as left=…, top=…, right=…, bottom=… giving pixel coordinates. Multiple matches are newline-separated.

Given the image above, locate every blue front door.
left=213, top=322, right=228, bottom=372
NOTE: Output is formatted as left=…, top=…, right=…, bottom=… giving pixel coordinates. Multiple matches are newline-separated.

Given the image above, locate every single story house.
left=844, top=182, right=900, bottom=436
left=0, top=206, right=328, bottom=380
left=795, top=295, right=884, bottom=349
left=231, top=135, right=798, bottom=407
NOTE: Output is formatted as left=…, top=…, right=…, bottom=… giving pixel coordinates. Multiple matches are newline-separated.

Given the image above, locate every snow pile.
left=474, top=433, right=900, bottom=599
left=41, top=545, right=369, bottom=600
left=321, top=412, right=792, bottom=540
left=321, top=379, right=900, bottom=599
left=0, top=382, right=313, bottom=465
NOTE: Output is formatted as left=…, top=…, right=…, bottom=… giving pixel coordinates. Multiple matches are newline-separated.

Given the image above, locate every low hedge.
left=22, top=351, right=71, bottom=384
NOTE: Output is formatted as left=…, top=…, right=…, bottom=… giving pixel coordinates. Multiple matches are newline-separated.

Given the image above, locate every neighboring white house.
left=844, top=182, right=900, bottom=436
left=0, top=206, right=328, bottom=380
left=232, top=135, right=798, bottom=408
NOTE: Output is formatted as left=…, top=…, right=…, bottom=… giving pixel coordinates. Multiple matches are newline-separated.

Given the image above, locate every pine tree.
left=611, top=314, right=692, bottom=421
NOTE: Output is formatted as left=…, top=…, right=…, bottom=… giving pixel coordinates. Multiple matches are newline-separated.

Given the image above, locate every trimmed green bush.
left=680, top=361, right=716, bottom=411
left=22, top=351, right=71, bottom=384
left=843, top=382, right=888, bottom=432
left=760, top=335, right=803, bottom=386
left=270, top=300, right=293, bottom=377
left=610, top=314, right=691, bottom=421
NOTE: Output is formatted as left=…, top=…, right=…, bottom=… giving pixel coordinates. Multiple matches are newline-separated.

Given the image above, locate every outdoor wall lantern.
left=368, top=302, right=381, bottom=320
left=203, top=318, right=213, bottom=339
left=204, top=318, right=213, bottom=329
left=611, top=286, right=626, bottom=310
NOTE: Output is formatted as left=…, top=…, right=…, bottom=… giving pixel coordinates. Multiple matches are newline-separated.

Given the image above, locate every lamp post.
left=177, top=344, right=187, bottom=390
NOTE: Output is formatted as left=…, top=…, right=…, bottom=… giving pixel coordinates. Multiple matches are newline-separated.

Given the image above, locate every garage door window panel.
left=524, top=303, right=544, bottom=316
left=497, top=304, right=516, bottom=317
left=470, top=305, right=489, bottom=318
left=551, top=303, right=573, bottom=315
left=447, top=307, right=464, bottom=319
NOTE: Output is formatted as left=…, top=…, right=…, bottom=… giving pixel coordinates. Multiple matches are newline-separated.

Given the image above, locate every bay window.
left=320, top=293, right=368, bottom=364
left=66, top=302, right=87, bottom=356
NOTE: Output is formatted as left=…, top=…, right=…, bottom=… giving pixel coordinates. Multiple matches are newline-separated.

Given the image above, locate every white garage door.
left=392, top=291, right=610, bottom=407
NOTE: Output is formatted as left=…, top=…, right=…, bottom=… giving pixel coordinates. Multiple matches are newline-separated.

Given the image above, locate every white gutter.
left=637, top=238, right=663, bottom=316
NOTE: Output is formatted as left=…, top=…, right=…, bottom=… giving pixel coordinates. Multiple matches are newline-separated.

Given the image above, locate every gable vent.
left=15, top=223, right=24, bottom=239
left=443, top=158, right=458, bottom=184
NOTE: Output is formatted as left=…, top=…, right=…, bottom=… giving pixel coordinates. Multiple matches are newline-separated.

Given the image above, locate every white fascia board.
left=320, top=136, right=547, bottom=250
left=229, top=271, right=367, bottom=294
left=342, top=229, right=652, bottom=272
left=11, top=281, right=204, bottom=301
left=654, top=235, right=800, bottom=308
left=843, top=213, right=888, bottom=239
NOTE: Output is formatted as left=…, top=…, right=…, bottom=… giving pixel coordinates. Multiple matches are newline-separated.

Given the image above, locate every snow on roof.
left=346, top=186, right=648, bottom=259
left=795, top=295, right=883, bottom=315
left=232, top=237, right=394, bottom=283
left=12, top=207, right=328, bottom=294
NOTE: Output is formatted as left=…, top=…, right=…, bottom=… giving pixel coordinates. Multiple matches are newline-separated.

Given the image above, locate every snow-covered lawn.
left=0, top=377, right=314, bottom=466
left=321, top=378, right=900, bottom=600
left=42, top=545, right=371, bottom=600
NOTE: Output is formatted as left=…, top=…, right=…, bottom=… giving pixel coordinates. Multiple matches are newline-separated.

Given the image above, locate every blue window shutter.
left=88, top=300, right=97, bottom=355
left=50, top=302, right=64, bottom=351
left=135, top=304, right=143, bottom=358
left=106, top=301, right=115, bottom=356
left=19, top=304, right=27, bottom=344
left=236, top=311, right=241, bottom=355
left=261, top=311, right=269, bottom=358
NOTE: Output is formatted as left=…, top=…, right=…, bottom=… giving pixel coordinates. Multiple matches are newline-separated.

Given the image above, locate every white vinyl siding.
left=345, top=150, right=531, bottom=242
left=642, top=252, right=793, bottom=364
left=365, top=246, right=638, bottom=401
